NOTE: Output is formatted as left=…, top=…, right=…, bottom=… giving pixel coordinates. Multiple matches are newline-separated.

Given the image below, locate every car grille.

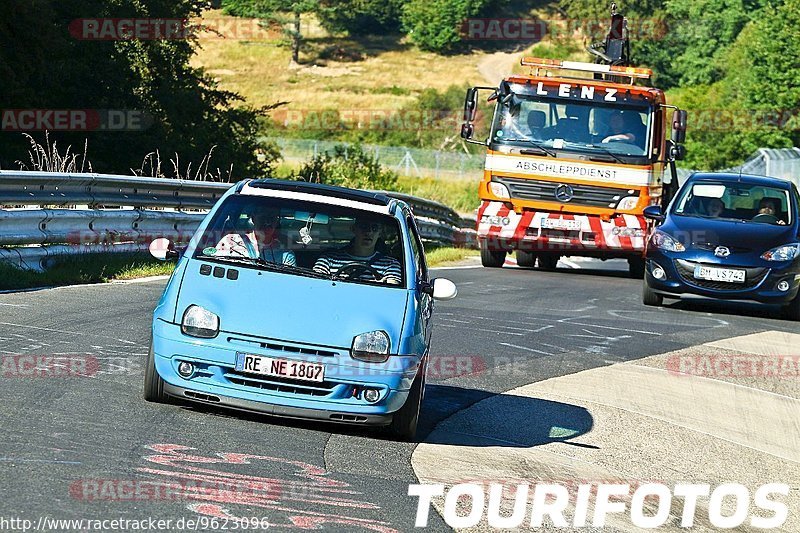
left=227, top=336, right=338, bottom=358
left=223, top=368, right=338, bottom=397
left=494, top=176, right=637, bottom=208
left=674, top=259, right=769, bottom=291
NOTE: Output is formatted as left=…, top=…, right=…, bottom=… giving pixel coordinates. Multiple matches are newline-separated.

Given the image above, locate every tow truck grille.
left=494, top=176, right=637, bottom=208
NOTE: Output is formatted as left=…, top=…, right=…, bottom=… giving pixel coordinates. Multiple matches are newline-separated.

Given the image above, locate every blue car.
left=642, top=173, right=800, bottom=319
left=143, top=179, right=457, bottom=439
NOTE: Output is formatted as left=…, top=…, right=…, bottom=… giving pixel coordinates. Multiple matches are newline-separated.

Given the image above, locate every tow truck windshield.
left=491, top=92, right=653, bottom=159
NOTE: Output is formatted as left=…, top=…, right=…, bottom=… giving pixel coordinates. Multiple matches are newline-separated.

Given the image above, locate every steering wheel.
left=752, top=213, right=780, bottom=224
left=336, top=263, right=381, bottom=281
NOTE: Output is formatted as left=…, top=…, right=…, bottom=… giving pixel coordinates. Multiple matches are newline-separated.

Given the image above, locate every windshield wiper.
left=502, top=139, right=557, bottom=157
left=583, top=144, right=626, bottom=164
left=201, top=254, right=330, bottom=280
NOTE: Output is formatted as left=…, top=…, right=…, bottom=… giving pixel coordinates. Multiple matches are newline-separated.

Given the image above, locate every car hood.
left=665, top=215, right=797, bottom=252
left=175, top=260, right=409, bottom=352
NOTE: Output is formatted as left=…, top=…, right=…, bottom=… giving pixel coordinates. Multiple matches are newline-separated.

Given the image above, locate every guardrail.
left=0, top=171, right=476, bottom=271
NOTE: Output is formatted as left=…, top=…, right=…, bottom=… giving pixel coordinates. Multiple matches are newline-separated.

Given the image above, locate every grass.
left=394, top=175, right=479, bottom=214
left=0, top=253, right=175, bottom=291
left=425, top=246, right=480, bottom=267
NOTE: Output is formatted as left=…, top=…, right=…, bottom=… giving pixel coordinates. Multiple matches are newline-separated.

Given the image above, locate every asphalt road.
left=0, top=260, right=796, bottom=532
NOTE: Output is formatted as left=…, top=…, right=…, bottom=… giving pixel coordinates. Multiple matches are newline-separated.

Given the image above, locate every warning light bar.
left=520, top=57, right=653, bottom=80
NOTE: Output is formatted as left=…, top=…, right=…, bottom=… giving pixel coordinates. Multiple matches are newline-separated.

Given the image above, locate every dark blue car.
left=642, top=173, right=800, bottom=319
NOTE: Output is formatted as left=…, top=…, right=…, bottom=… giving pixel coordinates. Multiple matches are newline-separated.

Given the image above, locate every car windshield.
left=193, top=195, right=406, bottom=287
left=674, top=181, right=793, bottom=225
left=490, top=85, right=653, bottom=159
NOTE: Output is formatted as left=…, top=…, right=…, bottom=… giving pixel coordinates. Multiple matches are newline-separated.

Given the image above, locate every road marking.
left=560, top=258, right=582, bottom=269
left=439, top=324, right=524, bottom=336
left=0, top=303, right=29, bottom=308
left=499, top=342, right=552, bottom=356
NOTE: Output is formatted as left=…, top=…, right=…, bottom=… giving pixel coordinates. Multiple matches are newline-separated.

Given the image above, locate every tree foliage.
left=0, top=0, right=273, bottom=178
left=293, top=144, right=398, bottom=190
left=401, top=0, right=506, bottom=53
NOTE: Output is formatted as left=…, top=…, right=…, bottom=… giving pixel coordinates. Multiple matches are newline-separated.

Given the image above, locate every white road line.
left=438, top=324, right=524, bottom=336
left=560, top=258, right=582, bottom=269
left=430, top=265, right=484, bottom=271
left=0, top=303, right=30, bottom=308
left=499, top=342, right=553, bottom=356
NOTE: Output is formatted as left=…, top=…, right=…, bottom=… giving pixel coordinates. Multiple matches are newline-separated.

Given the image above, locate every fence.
left=270, top=138, right=485, bottom=181
left=0, top=171, right=476, bottom=271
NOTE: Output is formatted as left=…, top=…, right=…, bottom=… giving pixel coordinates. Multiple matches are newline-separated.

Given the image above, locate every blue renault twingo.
left=144, top=179, right=457, bottom=439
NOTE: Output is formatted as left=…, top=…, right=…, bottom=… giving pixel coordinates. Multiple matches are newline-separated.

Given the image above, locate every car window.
left=406, top=215, right=428, bottom=282
left=674, top=181, right=792, bottom=225
left=193, top=195, right=406, bottom=287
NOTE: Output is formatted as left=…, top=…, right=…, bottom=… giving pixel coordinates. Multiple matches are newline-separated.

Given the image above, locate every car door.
left=406, top=214, right=433, bottom=349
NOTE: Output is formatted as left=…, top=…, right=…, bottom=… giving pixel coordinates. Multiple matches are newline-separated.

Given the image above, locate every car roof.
left=242, top=178, right=394, bottom=206
left=688, top=172, right=794, bottom=190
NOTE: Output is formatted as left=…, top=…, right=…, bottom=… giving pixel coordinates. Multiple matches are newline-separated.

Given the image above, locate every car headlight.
left=351, top=331, right=390, bottom=363
left=651, top=230, right=685, bottom=252
left=181, top=305, right=220, bottom=338
left=616, top=196, right=639, bottom=210
left=489, top=182, right=511, bottom=199
left=761, top=244, right=800, bottom=262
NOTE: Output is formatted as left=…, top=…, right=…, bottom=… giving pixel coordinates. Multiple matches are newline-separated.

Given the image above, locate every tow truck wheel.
left=628, top=257, right=646, bottom=279
left=642, top=278, right=663, bottom=307
left=537, top=254, right=559, bottom=271
left=480, top=241, right=506, bottom=268
left=516, top=250, right=538, bottom=268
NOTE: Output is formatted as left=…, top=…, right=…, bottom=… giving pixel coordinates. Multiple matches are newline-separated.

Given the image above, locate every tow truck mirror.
left=670, top=143, right=687, bottom=161
left=463, top=88, right=479, bottom=123
left=672, top=109, right=687, bottom=144
left=460, top=123, right=474, bottom=140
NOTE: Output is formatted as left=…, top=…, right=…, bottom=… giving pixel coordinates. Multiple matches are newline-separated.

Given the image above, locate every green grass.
left=0, top=253, right=175, bottom=291
left=425, top=246, right=480, bottom=267
left=393, top=175, right=479, bottom=214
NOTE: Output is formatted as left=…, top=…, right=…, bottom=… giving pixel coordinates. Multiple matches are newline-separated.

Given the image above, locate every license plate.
left=541, top=218, right=581, bottom=231
left=235, top=353, right=325, bottom=382
left=693, top=265, right=746, bottom=283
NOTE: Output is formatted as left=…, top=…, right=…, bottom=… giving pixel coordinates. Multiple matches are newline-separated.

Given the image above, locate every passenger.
left=602, top=111, right=646, bottom=147
left=706, top=198, right=725, bottom=218
left=214, top=207, right=297, bottom=265
left=313, top=216, right=402, bottom=284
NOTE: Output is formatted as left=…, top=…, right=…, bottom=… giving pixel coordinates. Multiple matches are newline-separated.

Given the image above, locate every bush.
left=401, top=0, right=504, bottom=53
left=293, top=144, right=398, bottom=190
left=318, top=0, right=405, bottom=35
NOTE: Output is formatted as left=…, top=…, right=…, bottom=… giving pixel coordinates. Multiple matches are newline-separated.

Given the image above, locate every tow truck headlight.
left=181, top=305, right=220, bottom=338
left=651, top=230, right=685, bottom=252
left=616, top=196, right=639, bottom=210
left=351, top=331, right=391, bottom=363
left=761, top=244, right=800, bottom=262
left=489, top=182, right=511, bottom=199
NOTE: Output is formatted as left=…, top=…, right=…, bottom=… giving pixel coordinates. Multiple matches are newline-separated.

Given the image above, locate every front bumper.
left=151, top=321, right=421, bottom=426
left=477, top=201, right=646, bottom=254
left=645, top=250, right=800, bottom=304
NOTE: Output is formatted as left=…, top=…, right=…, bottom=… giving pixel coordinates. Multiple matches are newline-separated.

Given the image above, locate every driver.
left=312, top=215, right=402, bottom=284
left=602, top=111, right=646, bottom=147
left=756, top=198, right=786, bottom=225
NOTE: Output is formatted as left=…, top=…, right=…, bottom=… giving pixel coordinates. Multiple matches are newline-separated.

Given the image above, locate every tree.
left=401, top=0, right=507, bottom=53
left=222, top=0, right=321, bottom=63
left=318, top=0, right=404, bottom=35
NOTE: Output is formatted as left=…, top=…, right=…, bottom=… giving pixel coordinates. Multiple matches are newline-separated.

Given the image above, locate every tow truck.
left=461, top=5, right=687, bottom=277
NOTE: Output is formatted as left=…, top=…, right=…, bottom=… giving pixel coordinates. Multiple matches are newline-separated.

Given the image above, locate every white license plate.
left=541, top=218, right=581, bottom=231
left=235, top=353, right=325, bottom=382
left=693, top=266, right=746, bottom=283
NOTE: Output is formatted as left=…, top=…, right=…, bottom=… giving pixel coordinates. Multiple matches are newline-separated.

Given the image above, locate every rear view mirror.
left=463, top=87, right=479, bottom=123
left=643, top=205, right=665, bottom=221
left=431, top=278, right=457, bottom=300
left=672, top=109, right=687, bottom=144
left=150, top=238, right=179, bottom=261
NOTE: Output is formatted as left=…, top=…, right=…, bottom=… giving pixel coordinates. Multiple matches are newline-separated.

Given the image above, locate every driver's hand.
left=778, top=220, right=787, bottom=225
left=602, top=133, right=632, bottom=143
left=380, top=275, right=401, bottom=285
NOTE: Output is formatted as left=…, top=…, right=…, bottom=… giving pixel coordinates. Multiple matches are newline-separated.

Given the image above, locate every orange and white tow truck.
left=461, top=7, right=687, bottom=277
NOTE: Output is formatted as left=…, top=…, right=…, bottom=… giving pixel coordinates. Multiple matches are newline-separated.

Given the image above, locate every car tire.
left=628, top=257, right=646, bottom=279
left=642, top=278, right=663, bottom=307
left=537, top=254, right=559, bottom=271
left=389, top=370, right=423, bottom=441
left=480, top=241, right=506, bottom=268
left=143, top=340, right=169, bottom=403
left=516, top=250, right=537, bottom=268
left=782, top=293, right=800, bottom=321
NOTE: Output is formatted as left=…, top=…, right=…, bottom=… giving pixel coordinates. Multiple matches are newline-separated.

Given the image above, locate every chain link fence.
left=270, top=138, right=485, bottom=181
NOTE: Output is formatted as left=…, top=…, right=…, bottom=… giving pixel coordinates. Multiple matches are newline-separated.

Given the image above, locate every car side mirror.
left=643, top=205, right=665, bottom=222
left=150, top=238, right=179, bottom=261
left=423, top=278, right=457, bottom=300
